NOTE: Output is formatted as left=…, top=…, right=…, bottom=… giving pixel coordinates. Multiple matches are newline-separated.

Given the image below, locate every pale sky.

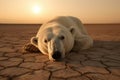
left=0, top=0, right=120, bottom=24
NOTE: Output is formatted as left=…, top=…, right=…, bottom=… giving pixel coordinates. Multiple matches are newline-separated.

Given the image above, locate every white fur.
left=31, top=16, right=93, bottom=61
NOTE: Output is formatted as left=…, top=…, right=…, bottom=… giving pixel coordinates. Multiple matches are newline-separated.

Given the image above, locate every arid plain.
left=0, top=24, right=120, bottom=80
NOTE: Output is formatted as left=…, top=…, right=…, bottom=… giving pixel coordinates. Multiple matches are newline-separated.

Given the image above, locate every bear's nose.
left=52, top=51, right=61, bottom=60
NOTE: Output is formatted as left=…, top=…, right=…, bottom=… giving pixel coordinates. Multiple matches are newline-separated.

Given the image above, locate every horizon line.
left=0, top=23, right=120, bottom=25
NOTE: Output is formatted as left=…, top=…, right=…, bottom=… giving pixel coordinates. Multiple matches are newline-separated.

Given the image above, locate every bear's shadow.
left=62, top=40, right=120, bottom=69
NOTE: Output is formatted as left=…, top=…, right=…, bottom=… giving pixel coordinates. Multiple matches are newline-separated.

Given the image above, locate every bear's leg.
left=72, top=35, right=93, bottom=51
left=23, top=43, right=40, bottom=53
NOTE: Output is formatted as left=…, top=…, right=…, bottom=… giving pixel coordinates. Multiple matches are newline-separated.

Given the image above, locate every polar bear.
left=24, top=16, right=93, bottom=61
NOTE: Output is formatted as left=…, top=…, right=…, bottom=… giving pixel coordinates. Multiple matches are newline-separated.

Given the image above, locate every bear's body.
left=25, top=16, right=93, bottom=61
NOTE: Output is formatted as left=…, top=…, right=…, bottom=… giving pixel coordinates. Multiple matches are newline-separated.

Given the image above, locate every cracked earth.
left=0, top=24, right=120, bottom=80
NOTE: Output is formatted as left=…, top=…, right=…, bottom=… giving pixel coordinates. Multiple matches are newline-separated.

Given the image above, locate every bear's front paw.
left=23, top=43, right=40, bottom=53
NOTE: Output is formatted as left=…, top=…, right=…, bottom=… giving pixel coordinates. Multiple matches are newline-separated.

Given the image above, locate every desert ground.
left=0, top=24, right=120, bottom=80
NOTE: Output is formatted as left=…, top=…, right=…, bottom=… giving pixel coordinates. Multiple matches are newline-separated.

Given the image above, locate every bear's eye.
left=60, top=36, right=65, bottom=40
left=44, top=39, right=48, bottom=43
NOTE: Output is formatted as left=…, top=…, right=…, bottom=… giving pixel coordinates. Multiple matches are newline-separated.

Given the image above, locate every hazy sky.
left=0, top=0, right=120, bottom=24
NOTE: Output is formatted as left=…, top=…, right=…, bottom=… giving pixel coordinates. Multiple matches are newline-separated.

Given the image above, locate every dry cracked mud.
left=0, top=24, right=120, bottom=80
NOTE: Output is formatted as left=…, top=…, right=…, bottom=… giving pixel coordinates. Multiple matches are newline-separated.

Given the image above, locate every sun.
left=32, top=5, right=41, bottom=14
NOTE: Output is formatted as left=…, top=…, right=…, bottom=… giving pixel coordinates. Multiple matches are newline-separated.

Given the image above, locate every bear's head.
left=31, top=24, right=75, bottom=61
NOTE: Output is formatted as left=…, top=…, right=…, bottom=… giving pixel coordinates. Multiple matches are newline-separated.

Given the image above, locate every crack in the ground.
left=100, top=60, right=109, bottom=68
left=104, top=56, right=120, bottom=62
left=48, top=71, right=52, bottom=80
left=70, top=66, right=82, bottom=75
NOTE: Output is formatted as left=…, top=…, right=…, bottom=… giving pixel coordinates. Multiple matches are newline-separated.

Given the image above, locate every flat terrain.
left=0, top=24, right=120, bottom=80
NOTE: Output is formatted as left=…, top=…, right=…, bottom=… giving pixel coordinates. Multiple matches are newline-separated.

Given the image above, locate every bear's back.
left=50, top=16, right=88, bottom=35
left=37, top=16, right=88, bottom=37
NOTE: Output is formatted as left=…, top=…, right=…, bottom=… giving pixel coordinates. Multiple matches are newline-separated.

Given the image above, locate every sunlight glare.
left=32, top=5, right=41, bottom=14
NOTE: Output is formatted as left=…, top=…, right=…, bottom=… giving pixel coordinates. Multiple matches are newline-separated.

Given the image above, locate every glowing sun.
left=32, top=5, right=41, bottom=14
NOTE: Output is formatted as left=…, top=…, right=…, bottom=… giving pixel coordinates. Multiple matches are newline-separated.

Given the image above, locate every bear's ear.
left=70, top=27, right=75, bottom=34
left=31, top=37, right=38, bottom=48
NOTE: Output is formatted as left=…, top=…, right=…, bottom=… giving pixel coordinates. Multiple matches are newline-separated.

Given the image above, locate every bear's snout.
left=52, top=51, right=61, bottom=60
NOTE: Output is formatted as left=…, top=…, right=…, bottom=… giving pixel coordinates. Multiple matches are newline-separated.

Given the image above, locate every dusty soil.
left=0, top=24, right=120, bottom=80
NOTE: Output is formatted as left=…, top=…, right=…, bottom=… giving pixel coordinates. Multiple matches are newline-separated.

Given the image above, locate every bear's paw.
left=23, top=43, right=40, bottom=53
